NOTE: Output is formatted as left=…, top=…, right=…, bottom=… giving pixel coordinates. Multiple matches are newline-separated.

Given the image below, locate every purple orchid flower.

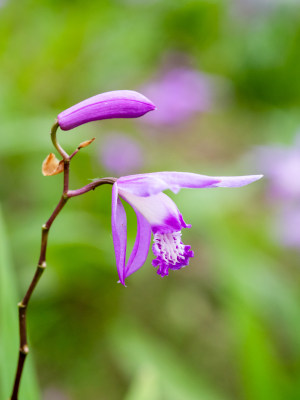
left=57, top=90, right=156, bottom=130
left=111, top=171, right=263, bottom=285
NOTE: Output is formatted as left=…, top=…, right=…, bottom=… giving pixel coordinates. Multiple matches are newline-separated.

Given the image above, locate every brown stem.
left=10, top=155, right=114, bottom=398
left=10, top=119, right=115, bottom=399
left=10, top=179, right=68, bottom=400
left=67, top=177, right=116, bottom=198
left=63, top=160, right=70, bottom=195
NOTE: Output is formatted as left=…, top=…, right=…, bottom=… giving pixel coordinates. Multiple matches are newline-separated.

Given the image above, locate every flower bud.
left=57, top=90, right=156, bottom=131
left=78, top=137, right=95, bottom=149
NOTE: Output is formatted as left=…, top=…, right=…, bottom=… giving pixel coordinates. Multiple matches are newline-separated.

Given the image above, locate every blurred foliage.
left=0, top=207, right=40, bottom=399
left=1, top=0, right=300, bottom=399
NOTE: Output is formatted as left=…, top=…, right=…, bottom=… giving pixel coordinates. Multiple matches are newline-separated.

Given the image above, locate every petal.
left=58, top=90, right=156, bottom=131
left=111, top=183, right=127, bottom=285
left=117, top=171, right=220, bottom=196
left=125, top=208, right=152, bottom=279
left=117, top=172, right=263, bottom=196
left=211, top=174, right=263, bottom=187
left=119, top=189, right=190, bottom=233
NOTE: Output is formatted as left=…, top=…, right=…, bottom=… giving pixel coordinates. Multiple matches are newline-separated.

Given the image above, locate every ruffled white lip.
left=152, top=231, right=194, bottom=277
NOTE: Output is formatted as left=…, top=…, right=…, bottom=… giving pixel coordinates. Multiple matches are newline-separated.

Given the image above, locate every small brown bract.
left=42, top=153, right=64, bottom=176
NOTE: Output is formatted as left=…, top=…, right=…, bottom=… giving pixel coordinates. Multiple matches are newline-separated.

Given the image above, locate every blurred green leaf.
left=212, top=220, right=300, bottom=400
left=0, top=205, right=40, bottom=400
left=124, top=365, right=161, bottom=400
left=109, top=318, right=228, bottom=400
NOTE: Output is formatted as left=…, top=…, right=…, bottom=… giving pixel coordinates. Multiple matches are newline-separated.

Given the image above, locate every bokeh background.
left=1, top=1, right=300, bottom=399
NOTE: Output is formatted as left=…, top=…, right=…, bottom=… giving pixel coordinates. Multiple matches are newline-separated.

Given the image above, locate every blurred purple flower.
left=232, top=0, right=273, bottom=16
left=140, top=68, right=216, bottom=126
left=275, top=205, right=300, bottom=249
left=57, top=90, right=156, bottom=131
left=254, top=136, right=300, bottom=201
left=253, top=134, right=300, bottom=250
left=111, top=171, right=263, bottom=285
left=99, top=133, right=144, bottom=175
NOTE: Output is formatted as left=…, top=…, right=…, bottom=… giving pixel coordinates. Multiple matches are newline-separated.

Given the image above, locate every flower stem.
left=10, top=126, right=114, bottom=400
left=50, top=121, right=69, bottom=160
left=10, top=194, right=68, bottom=400
left=67, top=177, right=117, bottom=197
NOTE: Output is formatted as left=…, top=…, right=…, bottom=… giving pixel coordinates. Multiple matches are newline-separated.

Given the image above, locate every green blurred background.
left=1, top=1, right=300, bottom=399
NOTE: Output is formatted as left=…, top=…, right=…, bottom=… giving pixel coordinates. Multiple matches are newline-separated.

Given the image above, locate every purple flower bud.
left=57, top=90, right=156, bottom=131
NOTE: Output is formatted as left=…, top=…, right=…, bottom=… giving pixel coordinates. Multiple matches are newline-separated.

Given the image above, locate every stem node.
left=38, top=261, right=47, bottom=269
left=20, top=345, right=29, bottom=355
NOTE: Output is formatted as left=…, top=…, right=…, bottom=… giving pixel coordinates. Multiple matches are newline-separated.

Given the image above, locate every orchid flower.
left=111, top=171, right=263, bottom=285
left=55, top=91, right=262, bottom=281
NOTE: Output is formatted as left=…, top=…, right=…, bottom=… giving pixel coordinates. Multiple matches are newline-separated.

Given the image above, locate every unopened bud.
left=57, top=90, right=156, bottom=131
left=42, top=153, right=64, bottom=176
left=78, top=137, right=96, bottom=149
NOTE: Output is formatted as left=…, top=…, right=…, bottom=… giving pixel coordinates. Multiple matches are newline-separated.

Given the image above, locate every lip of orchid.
left=111, top=171, right=263, bottom=285
left=57, top=90, right=156, bottom=131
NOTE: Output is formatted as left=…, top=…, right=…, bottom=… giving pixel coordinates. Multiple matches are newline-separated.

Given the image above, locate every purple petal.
left=57, top=90, right=156, bottom=131
left=119, top=188, right=190, bottom=233
left=117, top=172, right=220, bottom=196
left=111, top=182, right=127, bottom=285
left=211, top=175, right=263, bottom=187
left=125, top=208, right=152, bottom=279
left=117, top=172, right=263, bottom=196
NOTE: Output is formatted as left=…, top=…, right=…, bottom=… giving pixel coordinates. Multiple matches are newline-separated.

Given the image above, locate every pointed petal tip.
left=117, top=279, right=127, bottom=287
left=215, top=174, right=264, bottom=188
left=145, top=101, right=156, bottom=114
left=245, top=174, right=264, bottom=183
